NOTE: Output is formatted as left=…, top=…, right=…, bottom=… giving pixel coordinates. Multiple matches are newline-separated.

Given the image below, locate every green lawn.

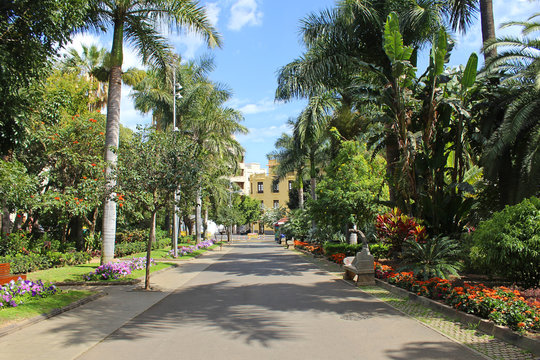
left=27, top=262, right=175, bottom=283
left=122, top=243, right=222, bottom=260
left=0, top=290, right=95, bottom=327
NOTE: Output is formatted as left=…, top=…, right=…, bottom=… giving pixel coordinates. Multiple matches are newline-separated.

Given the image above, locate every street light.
left=172, top=64, right=182, bottom=257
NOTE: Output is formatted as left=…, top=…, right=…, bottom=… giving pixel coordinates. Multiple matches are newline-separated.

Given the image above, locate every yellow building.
left=249, top=160, right=296, bottom=232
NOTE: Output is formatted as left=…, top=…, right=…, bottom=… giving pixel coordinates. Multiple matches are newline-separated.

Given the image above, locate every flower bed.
left=168, top=239, right=216, bottom=258
left=374, top=262, right=540, bottom=333
left=84, top=257, right=155, bottom=281
left=293, top=240, right=323, bottom=255
left=329, top=252, right=346, bottom=264
left=0, top=279, right=58, bottom=309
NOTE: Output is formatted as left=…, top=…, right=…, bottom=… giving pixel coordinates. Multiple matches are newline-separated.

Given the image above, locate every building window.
left=257, top=182, right=264, bottom=193
left=272, top=179, right=279, bottom=193
left=288, top=180, right=293, bottom=190
left=273, top=200, right=279, bottom=208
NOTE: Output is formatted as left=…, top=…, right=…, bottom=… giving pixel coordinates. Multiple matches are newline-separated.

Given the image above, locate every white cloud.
left=206, top=2, right=221, bottom=26
left=173, top=31, right=206, bottom=60
left=228, top=97, right=276, bottom=115
left=236, top=123, right=292, bottom=143
left=118, top=85, right=152, bottom=130
left=228, top=0, right=263, bottom=31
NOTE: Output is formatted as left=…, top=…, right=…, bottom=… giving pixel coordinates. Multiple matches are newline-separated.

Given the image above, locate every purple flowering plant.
left=0, top=279, right=58, bottom=309
left=168, top=239, right=216, bottom=258
left=84, top=257, right=155, bottom=281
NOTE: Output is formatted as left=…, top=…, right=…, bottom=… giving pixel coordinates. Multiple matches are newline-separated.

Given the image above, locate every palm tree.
left=445, top=0, right=496, bottom=59
left=61, top=44, right=109, bottom=111
left=295, top=94, right=335, bottom=200
left=90, top=0, right=221, bottom=263
left=277, top=0, right=447, bottom=204
left=132, top=56, right=246, bottom=242
left=480, top=13, right=540, bottom=202
left=268, top=122, right=306, bottom=209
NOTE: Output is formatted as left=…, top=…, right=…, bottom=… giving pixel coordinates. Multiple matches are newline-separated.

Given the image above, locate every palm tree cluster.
left=271, top=0, right=538, bottom=238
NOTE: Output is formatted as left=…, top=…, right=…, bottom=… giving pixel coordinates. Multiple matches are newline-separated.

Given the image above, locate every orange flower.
left=119, top=203, right=123, bottom=207
left=83, top=176, right=87, bottom=179
left=99, top=132, right=104, bottom=135
left=73, top=141, right=78, bottom=144
left=54, top=197, right=60, bottom=200
left=517, top=322, right=526, bottom=328
left=91, top=163, right=96, bottom=166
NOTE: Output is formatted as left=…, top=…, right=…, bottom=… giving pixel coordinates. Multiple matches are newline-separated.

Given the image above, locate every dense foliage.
left=470, top=197, right=540, bottom=287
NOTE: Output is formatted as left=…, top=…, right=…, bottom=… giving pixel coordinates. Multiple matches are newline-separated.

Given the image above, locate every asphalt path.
left=72, top=240, right=485, bottom=360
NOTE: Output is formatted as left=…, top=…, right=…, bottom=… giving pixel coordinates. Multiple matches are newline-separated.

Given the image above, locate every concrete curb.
left=0, top=290, right=105, bottom=338
left=375, top=278, right=540, bottom=357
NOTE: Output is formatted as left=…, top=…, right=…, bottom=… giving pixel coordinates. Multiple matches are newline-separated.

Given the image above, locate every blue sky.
left=67, top=0, right=538, bottom=169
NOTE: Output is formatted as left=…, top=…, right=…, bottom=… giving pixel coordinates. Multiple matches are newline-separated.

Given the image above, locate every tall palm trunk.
left=101, top=21, right=124, bottom=264
left=298, top=177, right=304, bottom=210
left=480, top=0, right=496, bottom=60
left=309, top=151, right=317, bottom=201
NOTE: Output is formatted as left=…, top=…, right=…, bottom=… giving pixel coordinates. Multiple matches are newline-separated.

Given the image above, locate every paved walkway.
left=1, top=240, right=488, bottom=359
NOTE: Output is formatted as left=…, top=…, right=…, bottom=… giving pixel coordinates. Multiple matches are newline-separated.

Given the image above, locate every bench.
left=247, top=233, right=259, bottom=239
left=0, top=263, right=26, bottom=285
left=342, top=248, right=375, bottom=286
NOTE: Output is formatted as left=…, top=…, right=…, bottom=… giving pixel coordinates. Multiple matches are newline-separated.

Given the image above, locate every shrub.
left=375, top=208, right=426, bottom=257
left=114, top=238, right=169, bottom=258
left=0, top=254, right=51, bottom=274
left=0, top=231, right=30, bottom=256
left=400, top=236, right=462, bottom=280
left=470, top=197, right=540, bottom=287
left=45, top=251, right=91, bottom=267
left=323, top=242, right=390, bottom=259
left=116, top=229, right=147, bottom=243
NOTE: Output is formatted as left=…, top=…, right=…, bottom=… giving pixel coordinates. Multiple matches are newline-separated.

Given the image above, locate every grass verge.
left=0, top=290, right=95, bottom=327
left=27, top=262, right=175, bottom=283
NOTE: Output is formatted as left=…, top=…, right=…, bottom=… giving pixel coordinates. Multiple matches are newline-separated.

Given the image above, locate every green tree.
left=0, top=160, right=37, bottom=235
left=0, top=0, right=91, bottom=155
left=89, top=0, right=221, bottom=263
left=479, top=14, right=540, bottom=202
left=238, top=196, right=261, bottom=232
left=310, top=141, right=387, bottom=236
left=118, top=127, right=198, bottom=289
left=61, top=44, right=110, bottom=111
left=31, top=113, right=108, bottom=247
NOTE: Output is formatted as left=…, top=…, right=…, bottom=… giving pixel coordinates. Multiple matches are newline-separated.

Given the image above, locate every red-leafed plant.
left=375, top=208, right=426, bottom=257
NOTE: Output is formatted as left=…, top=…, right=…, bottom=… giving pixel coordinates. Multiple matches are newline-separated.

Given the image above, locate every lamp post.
left=172, top=64, right=182, bottom=257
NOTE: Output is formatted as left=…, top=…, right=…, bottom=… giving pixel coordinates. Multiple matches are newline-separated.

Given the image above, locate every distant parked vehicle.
left=238, top=225, right=249, bottom=235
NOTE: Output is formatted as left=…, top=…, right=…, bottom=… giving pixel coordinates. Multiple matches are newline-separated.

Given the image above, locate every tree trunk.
left=195, top=187, right=202, bottom=243
left=310, top=153, right=317, bottom=201
left=385, top=130, right=400, bottom=204
left=1, top=204, right=10, bottom=236
left=68, top=216, right=85, bottom=251
left=145, top=210, right=157, bottom=290
left=101, top=19, right=124, bottom=265
left=480, top=0, right=496, bottom=60
left=203, top=208, right=208, bottom=239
